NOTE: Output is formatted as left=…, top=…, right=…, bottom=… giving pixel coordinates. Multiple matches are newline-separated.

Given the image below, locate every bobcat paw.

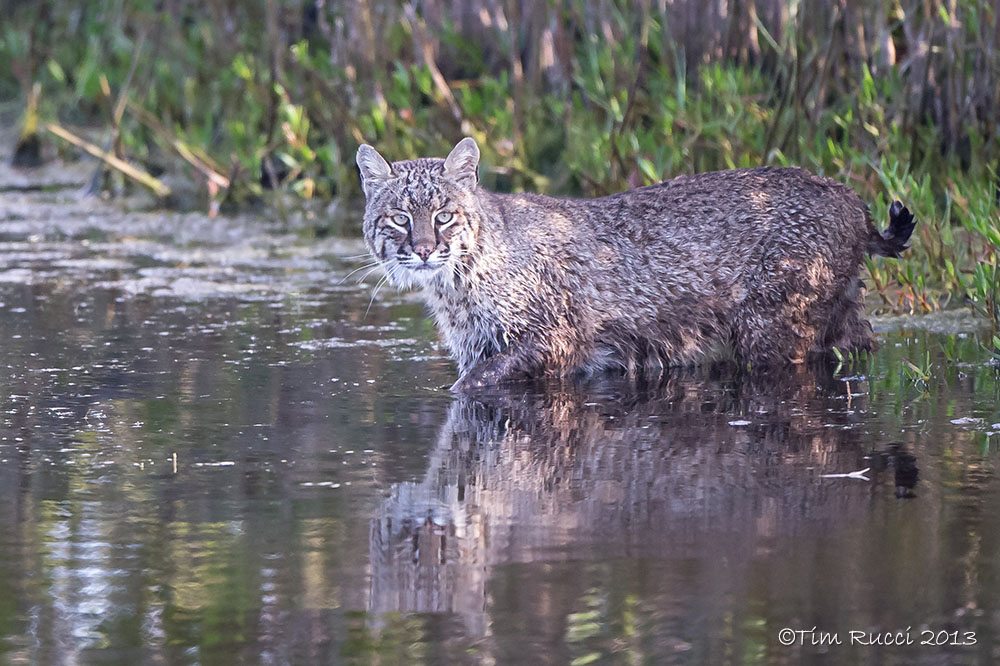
left=450, top=374, right=486, bottom=392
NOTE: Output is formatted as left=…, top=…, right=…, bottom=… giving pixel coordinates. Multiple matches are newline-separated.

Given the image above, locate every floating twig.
left=820, top=467, right=871, bottom=481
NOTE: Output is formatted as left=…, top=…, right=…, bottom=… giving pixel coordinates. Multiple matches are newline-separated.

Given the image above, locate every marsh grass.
left=1, top=0, right=998, bottom=326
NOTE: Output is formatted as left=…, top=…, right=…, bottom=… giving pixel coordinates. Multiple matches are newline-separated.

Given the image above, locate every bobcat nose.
left=413, top=243, right=434, bottom=262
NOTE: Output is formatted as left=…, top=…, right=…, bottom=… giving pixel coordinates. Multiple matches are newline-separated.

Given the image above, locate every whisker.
left=364, top=267, right=395, bottom=318
left=364, top=276, right=388, bottom=317
left=450, top=261, right=474, bottom=285
left=338, top=262, right=380, bottom=284
left=355, top=265, right=385, bottom=285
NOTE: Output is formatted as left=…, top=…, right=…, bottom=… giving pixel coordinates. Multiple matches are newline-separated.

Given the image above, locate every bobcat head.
left=356, top=138, right=481, bottom=288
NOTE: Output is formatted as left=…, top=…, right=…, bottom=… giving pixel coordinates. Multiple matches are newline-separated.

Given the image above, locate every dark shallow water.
left=1, top=187, right=999, bottom=665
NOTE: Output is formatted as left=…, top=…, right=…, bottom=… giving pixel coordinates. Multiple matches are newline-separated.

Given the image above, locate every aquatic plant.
left=901, top=351, right=933, bottom=392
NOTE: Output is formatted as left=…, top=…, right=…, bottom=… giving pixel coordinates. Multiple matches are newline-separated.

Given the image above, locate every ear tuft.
left=444, top=137, right=480, bottom=187
left=356, top=144, right=393, bottom=193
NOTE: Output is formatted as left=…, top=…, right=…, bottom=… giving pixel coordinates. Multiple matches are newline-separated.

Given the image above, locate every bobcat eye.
left=386, top=213, right=410, bottom=231
left=435, top=211, right=456, bottom=228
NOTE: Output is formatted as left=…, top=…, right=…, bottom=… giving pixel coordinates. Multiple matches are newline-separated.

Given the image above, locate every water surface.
left=1, top=186, right=999, bottom=665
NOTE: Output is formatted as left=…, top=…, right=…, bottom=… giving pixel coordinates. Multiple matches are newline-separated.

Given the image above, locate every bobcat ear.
left=444, top=137, right=479, bottom=188
left=356, top=144, right=393, bottom=195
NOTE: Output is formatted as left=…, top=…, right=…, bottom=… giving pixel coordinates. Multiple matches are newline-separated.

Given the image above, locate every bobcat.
left=356, top=138, right=915, bottom=390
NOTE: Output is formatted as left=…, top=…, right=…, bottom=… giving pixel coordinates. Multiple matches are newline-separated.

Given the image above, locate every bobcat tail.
left=868, top=200, right=916, bottom=258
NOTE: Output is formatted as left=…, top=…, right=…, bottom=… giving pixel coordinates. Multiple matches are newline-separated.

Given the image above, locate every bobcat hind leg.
left=816, top=277, right=876, bottom=354
left=733, top=254, right=842, bottom=368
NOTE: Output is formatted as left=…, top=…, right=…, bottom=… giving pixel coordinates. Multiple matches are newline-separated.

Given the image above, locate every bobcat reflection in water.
left=368, top=365, right=912, bottom=634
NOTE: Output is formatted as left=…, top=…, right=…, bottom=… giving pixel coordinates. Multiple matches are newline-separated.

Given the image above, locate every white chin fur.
left=407, top=270, right=437, bottom=288
left=382, top=260, right=444, bottom=289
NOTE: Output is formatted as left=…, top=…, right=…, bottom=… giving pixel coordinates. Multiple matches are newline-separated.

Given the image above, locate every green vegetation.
left=1, top=1, right=998, bottom=336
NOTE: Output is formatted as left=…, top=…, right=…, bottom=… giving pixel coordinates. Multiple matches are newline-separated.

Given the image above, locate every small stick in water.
left=820, top=467, right=870, bottom=480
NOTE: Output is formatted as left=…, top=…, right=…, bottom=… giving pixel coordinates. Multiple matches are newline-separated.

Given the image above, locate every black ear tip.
left=889, top=200, right=902, bottom=216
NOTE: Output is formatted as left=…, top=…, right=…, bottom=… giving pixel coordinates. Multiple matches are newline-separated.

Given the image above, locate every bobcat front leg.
left=450, top=340, right=541, bottom=392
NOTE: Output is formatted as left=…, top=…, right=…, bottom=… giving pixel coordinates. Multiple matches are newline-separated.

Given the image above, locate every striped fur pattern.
left=356, top=138, right=914, bottom=390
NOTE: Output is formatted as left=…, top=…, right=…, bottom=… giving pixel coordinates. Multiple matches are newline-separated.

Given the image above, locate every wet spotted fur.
left=356, top=138, right=915, bottom=390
